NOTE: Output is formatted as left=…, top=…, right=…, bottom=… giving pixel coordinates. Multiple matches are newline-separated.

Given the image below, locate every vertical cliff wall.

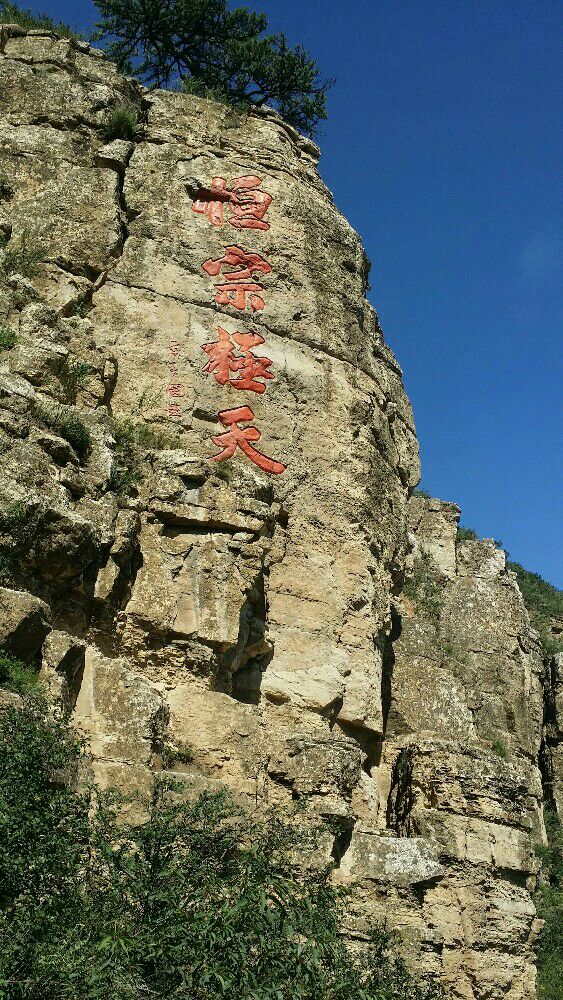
left=0, top=27, right=559, bottom=1000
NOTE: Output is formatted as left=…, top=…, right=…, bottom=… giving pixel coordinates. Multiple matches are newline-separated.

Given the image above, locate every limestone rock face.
left=383, top=498, right=546, bottom=999
left=0, top=28, right=557, bottom=999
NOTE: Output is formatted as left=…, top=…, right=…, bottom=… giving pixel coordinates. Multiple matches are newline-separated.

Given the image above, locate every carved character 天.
left=211, top=406, right=286, bottom=474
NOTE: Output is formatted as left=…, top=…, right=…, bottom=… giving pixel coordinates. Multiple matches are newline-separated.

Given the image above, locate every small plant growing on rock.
left=100, top=105, right=138, bottom=142
left=109, top=417, right=176, bottom=497
left=0, top=500, right=39, bottom=581
left=456, top=525, right=479, bottom=542
left=59, top=356, right=92, bottom=403
left=403, top=552, right=443, bottom=630
left=1, top=229, right=45, bottom=278
left=34, top=401, right=91, bottom=461
left=0, top=325, right=17, bottom=350
left=0, top=176, right=13, bottom=202
left=491, top=738, right=508, bottom=759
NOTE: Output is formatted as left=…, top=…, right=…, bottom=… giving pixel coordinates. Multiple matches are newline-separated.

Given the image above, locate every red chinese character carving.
left=201, top=326, right=274, bottom=393
left=192, top=176, right=272, bottom=231
left=202, top=246, right=272, bottom=282
left=214, top=281, right=266, bottom=312
left=211, top=406, right=286, bottom=475
left=201, top=325, right=238, bottom=386
left=202, top=246, right=272, bottom=312
left=167, top=402, right=182, bottom=417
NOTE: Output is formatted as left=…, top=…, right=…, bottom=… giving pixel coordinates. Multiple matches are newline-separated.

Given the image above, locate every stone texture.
left=382, top=497, right=547, bottom=999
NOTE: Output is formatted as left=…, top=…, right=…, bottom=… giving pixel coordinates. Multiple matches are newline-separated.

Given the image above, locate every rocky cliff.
left=0, top=26, right=560, bottom=1000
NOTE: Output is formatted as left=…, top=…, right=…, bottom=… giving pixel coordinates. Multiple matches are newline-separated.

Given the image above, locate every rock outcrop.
left=0, top=27, right=559, bottom=999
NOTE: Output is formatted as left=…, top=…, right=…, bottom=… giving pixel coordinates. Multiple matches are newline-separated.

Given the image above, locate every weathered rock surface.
left=0, top=28, right=559, bottom=999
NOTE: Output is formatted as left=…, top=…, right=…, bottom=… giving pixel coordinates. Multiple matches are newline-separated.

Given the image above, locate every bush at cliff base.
left=0, top=696, right=445, bottom=999
left=536, top=809, right=563, bottom=1000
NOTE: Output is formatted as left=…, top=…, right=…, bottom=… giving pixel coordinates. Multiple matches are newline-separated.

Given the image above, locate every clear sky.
left=22, top=0, right=563, bottom=586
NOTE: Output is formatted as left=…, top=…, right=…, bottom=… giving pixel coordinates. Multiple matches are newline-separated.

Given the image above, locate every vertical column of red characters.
left=192, top=175, right=287, bottom=475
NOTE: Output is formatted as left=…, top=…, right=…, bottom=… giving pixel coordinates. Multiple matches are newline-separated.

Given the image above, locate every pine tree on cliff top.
left=93, top=0, right=332, bottom=136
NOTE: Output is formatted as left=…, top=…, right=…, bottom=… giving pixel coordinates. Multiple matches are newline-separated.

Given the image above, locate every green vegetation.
left=59, top=356, right=92, bottom=403
left=0, top=177, right=13, bottom=202
left=109, top=417, right=175, bottom=496
left=34, top=401, right=92, bottom=461
left=412, top=486, right=432, bottom=498
left=403, top=552, right=442, bottom=631
left=508, top=561, right=563, bottom=657
left=0, top=326, right=17, bottom=351
left=491, top=738, right=508, bottom=759
left=0, top=501, right=39, bottom=583
left=1, top=229, right=45, bottom=278
left=100, top=104, right=138, bottom=142
left=456, top=525, right=479, bottom=542
left=93, top=0, right=331, bottom=136
left=0, top=694, right=445, bottom=999
left=0, top=651, right=38, bottom=694
left=536, top=809, right=563, bottom=999
left=0, top=0, right=82, bottom=38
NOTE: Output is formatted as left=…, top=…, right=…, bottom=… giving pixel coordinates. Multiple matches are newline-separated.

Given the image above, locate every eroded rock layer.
left=0, top=28, right=559, bottom=1000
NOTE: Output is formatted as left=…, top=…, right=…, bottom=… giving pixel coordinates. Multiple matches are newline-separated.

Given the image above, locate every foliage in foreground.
left=0, top=652, right=37, bottom=695
left=0, top=696, right=444, bottom=999
left=93, top=0, right=331, bottom=136
left=535, top=809, right=563, bottom=999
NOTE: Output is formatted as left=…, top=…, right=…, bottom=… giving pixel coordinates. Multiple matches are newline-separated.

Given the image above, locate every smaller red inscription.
left=165, top=340, right=186, bottom=419
left=192, top=176, right=272, bottom=231
left=211, top=406, right=286, bottom=475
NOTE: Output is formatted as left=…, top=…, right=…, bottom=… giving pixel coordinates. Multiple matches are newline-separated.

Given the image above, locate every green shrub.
left=109, top=417, right=175, bottom=496
left=536, top=809, right=563, bottom=999
left=0, top=500, right=43, bottom=582
left=412, top=486, right=432, bottom=498
left=491, top=738, right=508, bottom=759
left=0, top=697, right=445, bottom=999
left=0, top=325, right=17, bottom=350
left=100, top=105, right=138, bottom=142
left=456, top=525, right=479, bottom=542
left=34, top=401, right=91, bottom=460
left=0, top=0, right=82, bottom=38
left=0, top=501, right=27, bottom=581
left=508, top=562, right=563, bottom=658
left=0, top=651, right=38, bottom=694
left=59, top=356, right=92, bottom=403
left=0, top=176, right=13, bottom=202
left=1, top=229, right=45, bottom=278
left=403, top=552, right=442, bottom=630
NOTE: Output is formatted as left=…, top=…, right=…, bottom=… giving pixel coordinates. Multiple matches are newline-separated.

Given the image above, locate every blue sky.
left=24, top=0, right=563, bottom=586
